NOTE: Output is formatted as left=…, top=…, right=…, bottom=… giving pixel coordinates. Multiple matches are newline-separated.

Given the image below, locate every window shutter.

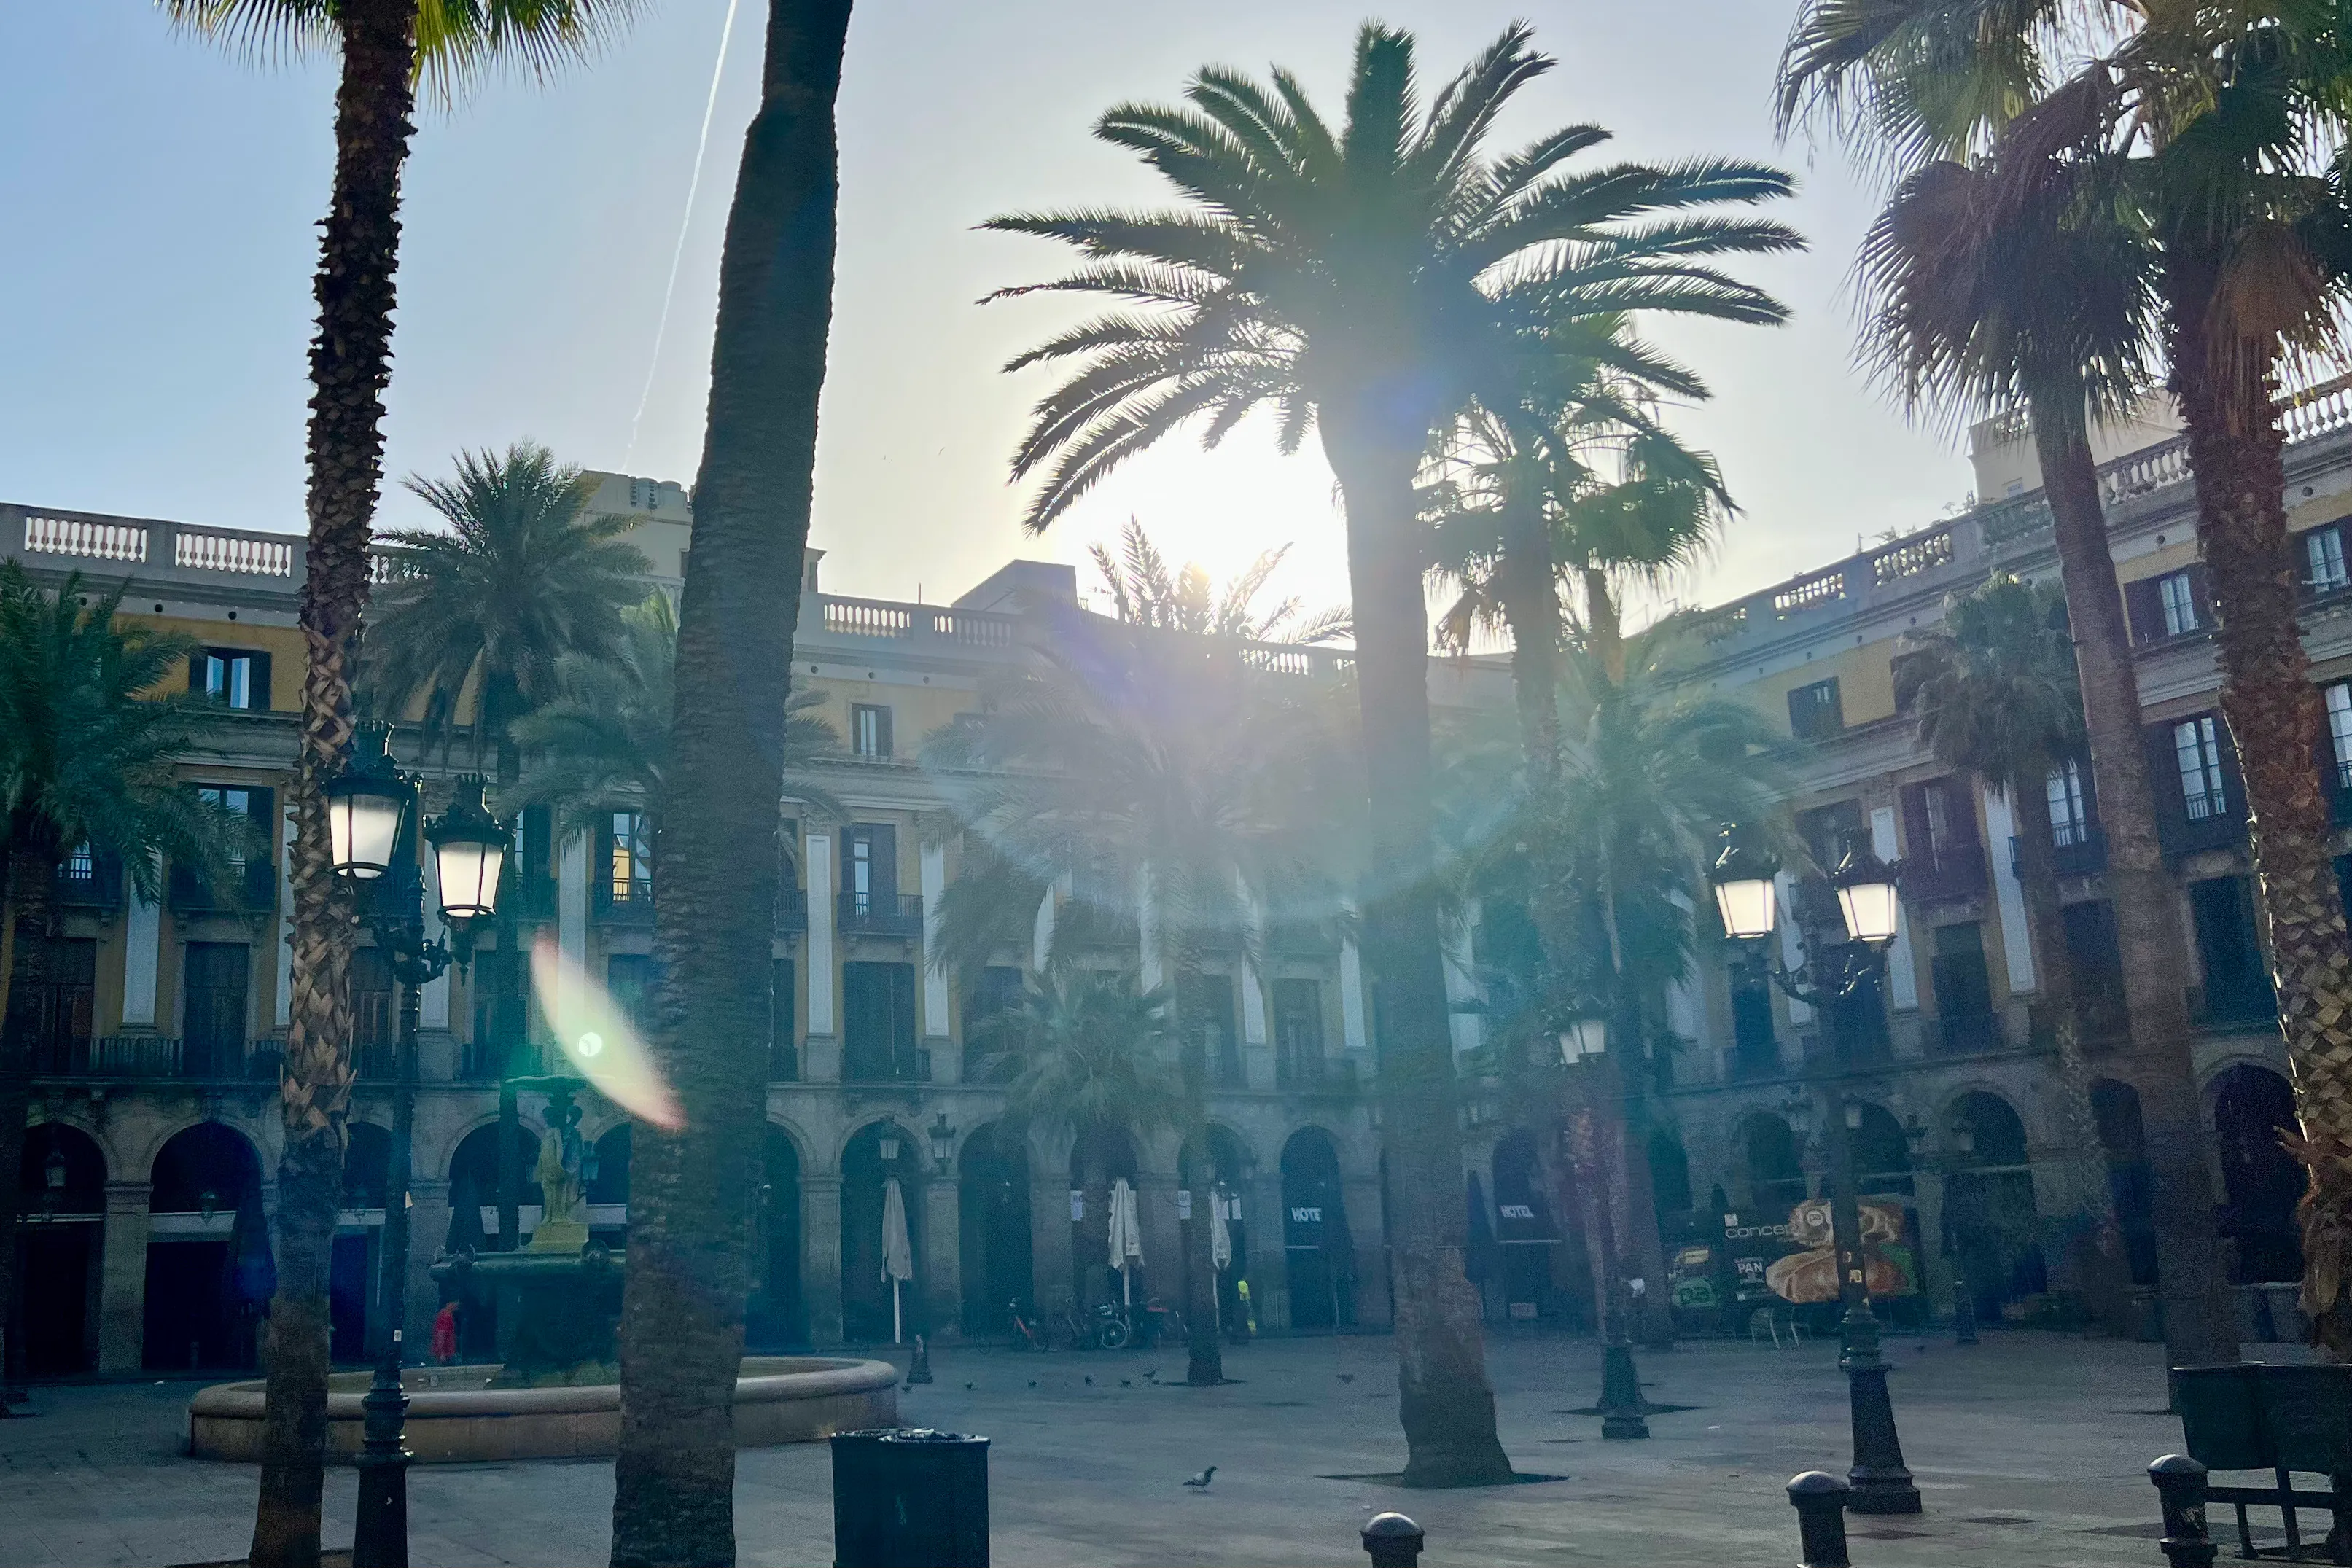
left=1899, top=783, right=1932, bottom=865
left=875, top=706, right=894, bottom=758
left=250, top=651, right=272, bottom=711
left=1941, top=777, right=1981, bottom=848
left=2214, top=715, right=2247, bottom=820
left=2125, top=578, right=2164, bottom=644
left=2186, top=563, right=2217, bottom=629
left=2146, top=723, right=2188, bottom=847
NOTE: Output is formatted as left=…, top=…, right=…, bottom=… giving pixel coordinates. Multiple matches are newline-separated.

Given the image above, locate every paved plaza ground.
left=0, top=1327, right=2283, bottom=1567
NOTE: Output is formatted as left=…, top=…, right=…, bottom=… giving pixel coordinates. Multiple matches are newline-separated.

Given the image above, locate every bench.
left=2173, top=1363, right=2352, bottom=1561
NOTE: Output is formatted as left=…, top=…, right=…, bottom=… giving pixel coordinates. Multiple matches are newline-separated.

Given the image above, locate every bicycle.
left=1007, top=1299, right=1054, bottom=1351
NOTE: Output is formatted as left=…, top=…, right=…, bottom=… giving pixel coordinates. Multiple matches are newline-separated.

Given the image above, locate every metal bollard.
left=907, top=1333, right=935, bottom=1385
left=1361, top=1511, right=1425, bottom=1568
left=1952, top=1276, right=1978, bottom=1346
left=2149, top=1455, right=2218, bottom=1568
left=1788, top=1471, right=1851, bottom=1567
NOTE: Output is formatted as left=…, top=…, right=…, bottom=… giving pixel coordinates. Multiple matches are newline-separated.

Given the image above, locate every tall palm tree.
left=607, top=2, right=854, bottom=1560
left=163, top=9, right=637, bottom=1561
left=0, top=566, right=247, bottom=1411
left=505, top=590, right=844, bottom=856
left=986, top=21, right=1798, bottom=1484
left=366, top=442, right=650, bottom=777
left=1779, top=0, right=2244, bottom=1365
left=1898, top=574, right=2128, bottom=1306
left=1089, top=518, right=1350, bottom=644
left=925, top=620, right=1345, bottom=1386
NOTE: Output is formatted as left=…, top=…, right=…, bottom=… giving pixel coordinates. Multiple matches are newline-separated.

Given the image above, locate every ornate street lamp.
left=334, top=738, right=510, bottom=1568
left=42, top=1147, right=67, bottom=1217
left=927, top=1112, right=956, bottom=1175
left=1707, top=820, right=1920, bottom=1518
left=327, top=724, right=414, bottom=881
left=1553, top=1000, right=1647, bottom=1441
left=1557, top=1012, right=1608, bottom=1068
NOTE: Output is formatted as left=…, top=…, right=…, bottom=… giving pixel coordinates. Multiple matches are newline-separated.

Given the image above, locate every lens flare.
left=528, top=936, right=683, bottom=1129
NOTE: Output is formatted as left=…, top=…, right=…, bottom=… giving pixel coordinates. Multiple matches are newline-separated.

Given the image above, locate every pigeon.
left=1184, top=1467, right=1217, bottom=1491
left=1145, top=1369, right=1160, bottom=1382
left=1084, top=1376, right=1093, bottom=1386
left=965, top=1382, right=976, bottom=1391
left=1338, top=1373, right=1354, bottom=1384
left=1120, top=1378, right=1132, bottom=1388
left=1027, top=1380, right=1038, bottom=1389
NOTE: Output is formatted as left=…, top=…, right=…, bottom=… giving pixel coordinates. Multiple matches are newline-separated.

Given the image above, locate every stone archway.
left=15, top=1123, right=106, bottom=1376
left=1944, top=1090, right=2044, bottom=1319
left=1280, top=1127, right=1354, bottom=1330
left=2212, top=1064, right=2305, bottom=1285
left=333, top=1123, right=392, bottom=1364
left=749, top=1125, right=805, bottom=1350
left=959, top=1122, right=1033, bottom=1338
left=841, top=1120, right=924, bottom=1344
left=144, top=1123, right=267, bottom=1372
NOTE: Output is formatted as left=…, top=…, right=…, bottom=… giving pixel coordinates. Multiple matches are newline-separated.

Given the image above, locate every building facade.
left=12, top=381, right=2352, bottom=1375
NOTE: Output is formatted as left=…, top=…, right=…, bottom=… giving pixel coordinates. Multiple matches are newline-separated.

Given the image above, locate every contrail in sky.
left=624, top=0, right=743, bottom=470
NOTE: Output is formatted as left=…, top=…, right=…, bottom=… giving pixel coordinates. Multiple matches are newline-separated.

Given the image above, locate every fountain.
left=190, top=1086, right=896, bottom=1463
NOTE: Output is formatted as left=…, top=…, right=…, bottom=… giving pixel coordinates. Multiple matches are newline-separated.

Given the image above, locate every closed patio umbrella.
left=1210, top=1187, right=1233, bottom=1272
left=881, top=1177, right=913, bottom=1344
left=1107, top=1177, right=1142, bottom=1306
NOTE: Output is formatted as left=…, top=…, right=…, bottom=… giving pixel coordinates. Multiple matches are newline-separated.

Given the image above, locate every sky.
left=0, top=1, right=1974, bottom=623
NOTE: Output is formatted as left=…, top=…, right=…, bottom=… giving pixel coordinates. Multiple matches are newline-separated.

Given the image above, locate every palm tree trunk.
left=1320, top=404, right=1513, bottom=1488
left=251, top=5, right=418, bottom=1563
left=1169, top=964, right=1224, bottom=1386
left=2165, top=264, right=2352, bottom=1356
left=1581, top=566, right=1625, bottom=685
left=2036, top=415, right=2240, bottom=1365
left=2010, top=764, right=2127, bottom=1317
left=609, top=4, right=851, bottom=1560
left=1080, top=1136, right=1108, bottom=1312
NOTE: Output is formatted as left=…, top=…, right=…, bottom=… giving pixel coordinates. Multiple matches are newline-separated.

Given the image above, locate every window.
left=2328, top=684, right=2352, bottom=790
left=1796, top=799, right=1866, bottom=875
left=1729, top=967, right=1777, bottom=1077
left=2310, top=526, right=2350, bottom=595
left=1178, top=972, right=1242, bottom=1088
left=2158, top=569, right=2204, bottom=637
left=4, top=936, right=96, bottom=1068
left=844, top=824, right=897, bottom=918
left=852, top=703, right=893, bottom=759
left=608, top=953, right=657, bottom=1037
left=2047, top=759, right=2090, bottom=847
left=965, top=964, right=1025, bottom=1083
left=195, top=648, right=270, bottom=710
left=1273, top=978, right=1325, bottom=1084
left=182, top=940, right=251, bottom=1075
left=1787, top=678, right=1844, bottom=740
left=467, top=950, right=532, bottom=1079
left=770, top=959, right=798, bottom=1080
left=843, top=961, right=919, bottom=1080
left=350, top=948, right=394, bottom=1064
left=2176, top=717, right=2230, bottom=821
left=2189, top=876, right=2272, bottom=1023
left=1929, top=923, right=1995, bottom=1051
left=609, top=811, right=652, bottom=902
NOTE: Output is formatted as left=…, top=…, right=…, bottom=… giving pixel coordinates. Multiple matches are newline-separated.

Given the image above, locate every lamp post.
left=1709, top=824, right=1920, bottom=1516
left=1557, top=1007, right=1647, bottom=1440
left=330, top=726, right=510, bottom=1568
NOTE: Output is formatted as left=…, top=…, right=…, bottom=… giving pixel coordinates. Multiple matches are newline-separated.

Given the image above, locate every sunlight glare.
left=529, top=937, right=682, bottom=1129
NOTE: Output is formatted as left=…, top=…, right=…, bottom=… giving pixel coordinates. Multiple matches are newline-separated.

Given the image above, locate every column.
left=1909, top=1169, right=1947, bottom=1317
left=1339, top=930, right=1368, bottom=1057
left=274, top=814, right=296, bottom=1029
left=1245, top=1170, right=1288, bottom=1332
left=1867, top=808, right=1921, bottom=1011
left=405, top=1178, right=451, bottom=1349
left=920, top=842, right=957, bottom=1083
left=97, top=1182, right=151, bottom=1373
left=803, top=1174, right=844, bottom=1345
left=1441, top=899, right=1483, bottom=1058
left=922, top=1177, right=962, bottom=1341
left=1979, top=784, right=2038, bottom=995
left=804, top=835, right=838, bottom=1080
left=1343, top=1172, right=1391, bottom=1327
left=558, top=832, right=588, bottom=973
left=122, top=871, right=163, bottom=1031
left=1031, top=1171, right=1075, bottom=1314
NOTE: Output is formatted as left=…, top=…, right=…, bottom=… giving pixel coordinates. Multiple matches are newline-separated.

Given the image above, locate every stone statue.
left=529, top=1092, right=591, bottom=1254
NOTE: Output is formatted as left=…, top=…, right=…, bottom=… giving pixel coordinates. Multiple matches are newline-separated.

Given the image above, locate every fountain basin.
left=188, top=1356, right=899, bottom=1463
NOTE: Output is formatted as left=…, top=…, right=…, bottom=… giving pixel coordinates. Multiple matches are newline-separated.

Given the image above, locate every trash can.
left=831, top=1427, right=990, bottom=1568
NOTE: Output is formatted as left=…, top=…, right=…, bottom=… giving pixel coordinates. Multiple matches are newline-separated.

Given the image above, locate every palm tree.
left=365, top=442, right=650, bottom=777
left=607, top=2, right=854, bottom=1559
left=162, top=9, right=637, bottom=1560
left=1089, top=518, right=1349, bottom=644
left=925, top=620, right=1345, bottom=1386
left=1779, top=0, right=2244, bottom=1365
left=973, top=965, right=1184, bottom=1324
left=1897, top=574, right=2129, bottom=1309
left=0, top=565, right=247, bottom=1411
left=986, top=21, right=1798, bottom=1484
left=505, top=590, right=844, bottom=859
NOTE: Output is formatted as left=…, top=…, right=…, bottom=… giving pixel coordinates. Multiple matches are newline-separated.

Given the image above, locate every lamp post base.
left=1839, top=1299, right=1919, bottom=1516
left=1597, top=1333, right=1650, bottom=1440
left=351, top=1354, right=412, bottom=1568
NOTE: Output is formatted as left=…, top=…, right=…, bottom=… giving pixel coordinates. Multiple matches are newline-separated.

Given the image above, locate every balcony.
left=2189, top=981, right=2277, bottom=1031
left=31, top=1034, right=280, bottom=1080
left=775, top=886, right=807, bottom=935
left=2009, top=827, right=2108, bottom=880
left=593, top=878, right=656, bottom=925
left=1275, top=1053, right=1358, bottom=1094
left=1267, top=918, right=1342, bottom=955
left=55, top=854, right=124, bottom=910
left=503, top=877, right=558, bottom=926
left=1931, top=1012, right=2006, bottom=1055
left=1901, top=843, right=1989, bottom=906
left=2030, top=996, right=2129, bottom=1050
left=168, top=860, right=277, bottom=914
left=836, top=891, right=924, bottom=940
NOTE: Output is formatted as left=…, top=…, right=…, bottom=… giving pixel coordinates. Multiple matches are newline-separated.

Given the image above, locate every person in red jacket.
left=431, top=1300, right=460, bottom=1365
